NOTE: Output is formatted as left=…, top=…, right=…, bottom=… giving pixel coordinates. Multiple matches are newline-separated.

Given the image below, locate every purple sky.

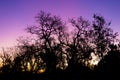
left=0, top=0, right=120, bottom=47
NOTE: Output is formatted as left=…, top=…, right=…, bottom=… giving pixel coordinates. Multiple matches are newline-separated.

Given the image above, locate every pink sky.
left=0, top=0, right=120, bottom=47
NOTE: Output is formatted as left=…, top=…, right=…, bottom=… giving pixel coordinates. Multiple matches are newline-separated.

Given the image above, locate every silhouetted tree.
left=69, top=17, right=93, bottom=65
left=90, top=14, right=118, bottom=58
left=25, top=11, right=68, bottom=73
left=95, top=44, right=120, bottom=79
left=13, top=37, right=46, bottom=73
left=1, top=11, right=119, bottom=80
left=0, top=48, right=13, bottom=73
left=16, top=12, right=118, bottom=73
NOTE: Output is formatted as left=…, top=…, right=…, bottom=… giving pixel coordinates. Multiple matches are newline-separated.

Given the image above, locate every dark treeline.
left=0, top=11, right=120, bottom=80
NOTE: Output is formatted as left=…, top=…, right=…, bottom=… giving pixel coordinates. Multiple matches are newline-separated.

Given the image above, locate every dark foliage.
left=95, top=44, right=120, bottom=79
left=0, top=11, right=119, bottom=80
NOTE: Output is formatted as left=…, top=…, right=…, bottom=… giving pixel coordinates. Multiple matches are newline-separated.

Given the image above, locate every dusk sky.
left=0, top=0, right=120, bottom=47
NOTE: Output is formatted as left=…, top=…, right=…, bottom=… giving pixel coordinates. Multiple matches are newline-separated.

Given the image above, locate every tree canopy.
left=0, top=11, right=119, bottom=80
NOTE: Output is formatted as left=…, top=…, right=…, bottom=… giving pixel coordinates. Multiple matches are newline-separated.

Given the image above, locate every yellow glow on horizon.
left=27, top=62, right=31, bottom=71
left=90, top=53, right=100, bottom=66
left=37, top=68, right=46, bottom=74
left=90, top=59, right=99, bottom=65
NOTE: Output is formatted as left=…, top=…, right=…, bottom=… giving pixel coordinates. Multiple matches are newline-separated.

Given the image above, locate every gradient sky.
left=0, top=0, right=120, bottom=48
